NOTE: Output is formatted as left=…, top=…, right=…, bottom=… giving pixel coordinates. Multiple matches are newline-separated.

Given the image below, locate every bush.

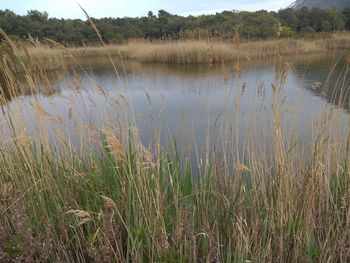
left=300, top=26, right=316, bottom=34
left=280, top=26, right=295, bottom=38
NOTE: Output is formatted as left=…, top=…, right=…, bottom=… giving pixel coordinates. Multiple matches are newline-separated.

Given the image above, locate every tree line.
left=0, top=7, right=350, bottom=45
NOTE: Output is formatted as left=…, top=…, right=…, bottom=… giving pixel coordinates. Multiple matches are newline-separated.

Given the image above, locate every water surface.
left=1, top=52, right=350, bottom=163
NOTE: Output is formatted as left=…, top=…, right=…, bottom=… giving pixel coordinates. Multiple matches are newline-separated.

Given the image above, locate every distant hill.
left=290, top=0, right=350, bottom=10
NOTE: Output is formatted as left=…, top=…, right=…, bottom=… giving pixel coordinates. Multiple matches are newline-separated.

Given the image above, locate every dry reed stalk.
left=103, top=130, right=125, bottom=161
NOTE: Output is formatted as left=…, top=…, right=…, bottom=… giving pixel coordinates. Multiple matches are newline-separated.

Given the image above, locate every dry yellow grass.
left=17, top=33, right=350, bottom=67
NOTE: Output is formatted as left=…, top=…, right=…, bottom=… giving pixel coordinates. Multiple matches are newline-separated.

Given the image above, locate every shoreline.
left=16, top=34, right=350, bottom=71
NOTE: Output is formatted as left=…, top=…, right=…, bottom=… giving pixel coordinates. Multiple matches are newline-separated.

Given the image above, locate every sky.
left=0, top=0, right=293, bottom=19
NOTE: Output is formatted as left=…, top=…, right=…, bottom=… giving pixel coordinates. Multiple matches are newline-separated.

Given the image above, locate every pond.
left=1, top=51, right=350, bottom=164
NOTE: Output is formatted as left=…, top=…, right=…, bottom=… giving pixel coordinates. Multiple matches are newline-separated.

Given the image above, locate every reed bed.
left=0, top=33, right=350, bottom=263
left=65, top=38, right=349, bottom=64
left=20, top=33, right=350, bottom=67
left=119, top=36, right=350, bottom=63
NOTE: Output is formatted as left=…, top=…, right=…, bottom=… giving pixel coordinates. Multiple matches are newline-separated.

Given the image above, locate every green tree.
left=0, top=7, right=349, bottom=45
left=278, top=8, right=298, bottom=30
left=343, top=7, right=350, bottom=30
left=324, top=8, right=345, bottom=31
left=27, top=10, right=48, bottom=22
left=280, top=26, right=295, bottom=37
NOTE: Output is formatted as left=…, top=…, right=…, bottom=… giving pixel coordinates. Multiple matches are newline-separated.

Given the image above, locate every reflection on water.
left=1, top=52, right=349, bottom=161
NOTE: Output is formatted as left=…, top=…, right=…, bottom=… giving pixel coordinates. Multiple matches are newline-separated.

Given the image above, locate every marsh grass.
left=17, top=32, right=350, bottom=67
left=0, top=30, right=350, bottom=263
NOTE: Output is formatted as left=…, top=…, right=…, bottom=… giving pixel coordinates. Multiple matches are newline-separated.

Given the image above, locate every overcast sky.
left=0, top=0, right=293, bottom=19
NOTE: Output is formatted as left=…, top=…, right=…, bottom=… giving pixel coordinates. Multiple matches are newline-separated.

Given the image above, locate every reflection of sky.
left=0, top=0, right=292, bottom=19
left=1, top=54, right=349, bottom=164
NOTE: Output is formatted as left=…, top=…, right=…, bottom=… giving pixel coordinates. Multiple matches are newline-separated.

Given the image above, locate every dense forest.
left=1, top=7, right=350, bottom=45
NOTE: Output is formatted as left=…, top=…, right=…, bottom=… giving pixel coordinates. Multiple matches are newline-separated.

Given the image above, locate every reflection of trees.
left=19, top=70, right=62, bottom=97
left=70, top=57, right=220, bottom=76
left=307, top=71, right=350, bottom=110
left=5, top=52, right=350, bottom=109
left=0, top=42, right=61, bottom=103
left=0, top=70, right=12, bottom=102
left=0, top=43, right=18, bottom=103
left=63, top=54, right=350, bottom=100
left=293, top=52, right=350, bottom=110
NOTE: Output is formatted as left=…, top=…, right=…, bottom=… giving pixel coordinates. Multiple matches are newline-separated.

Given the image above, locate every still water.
left=1, top=52, right=350, bottom=160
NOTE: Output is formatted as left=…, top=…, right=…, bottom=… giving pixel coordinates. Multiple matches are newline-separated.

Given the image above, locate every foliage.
left=0, top=7, right=349, bottom=45
left=343, top=7, right=350, bottom=30
left=280, top=26, right=295, bottom=37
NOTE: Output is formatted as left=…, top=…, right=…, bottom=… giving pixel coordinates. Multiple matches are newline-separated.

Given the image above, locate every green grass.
left=1, top=130, right=350, bottom=262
